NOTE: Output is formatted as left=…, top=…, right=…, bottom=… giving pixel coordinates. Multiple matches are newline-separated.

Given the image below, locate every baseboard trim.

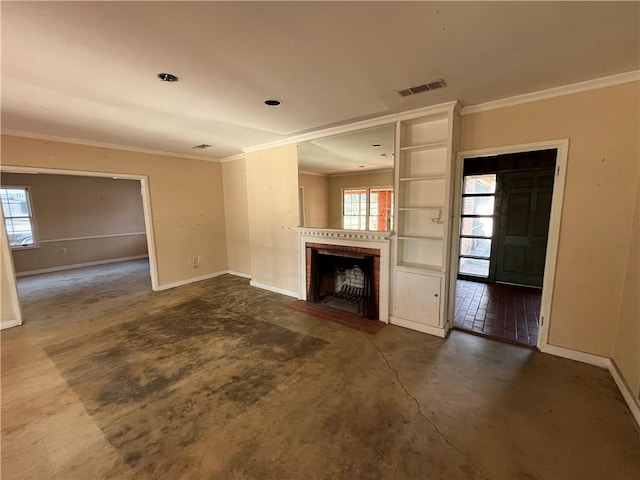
left=156, top=270, right=228, bottom=291
left=249, top=280, right=298, bottom=298
left=15, top=255, right=149, bottom=277
left=608, top=359, right=640, bottom=427
left=226, top=270, right=252, bottom=279
left=540, top=343, right=610, bottom=369
left=0, top=319, right=22, bottom=330
left=389, top=316, right=447, bottom=338
left=541, top=343, right=639, bottom=428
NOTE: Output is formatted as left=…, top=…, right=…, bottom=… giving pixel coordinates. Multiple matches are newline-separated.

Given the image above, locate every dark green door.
left=495, top=170, right=554, bottom=287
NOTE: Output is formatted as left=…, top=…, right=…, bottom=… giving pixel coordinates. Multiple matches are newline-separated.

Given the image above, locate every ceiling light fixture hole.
left=264, top=99, right=281, bottom=106
left=372, top=143, right=381, bottom=148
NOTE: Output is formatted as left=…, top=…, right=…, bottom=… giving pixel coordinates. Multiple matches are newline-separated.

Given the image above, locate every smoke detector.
left=395, top=79, right=446, bottom=97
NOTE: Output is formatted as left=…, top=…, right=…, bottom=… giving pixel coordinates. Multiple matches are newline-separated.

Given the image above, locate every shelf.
left=396, top=262, right=443, bottom=273
left=399, top=175, right=446, bottom=181
left=400, top=141, right=448, bottom=151
left=397, top=235, right=443, bottom=241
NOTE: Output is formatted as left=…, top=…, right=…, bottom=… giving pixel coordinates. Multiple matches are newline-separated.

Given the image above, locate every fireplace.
left=297, top=228, right=391, bottom=323
left=307, top=245, right=378, bottom=319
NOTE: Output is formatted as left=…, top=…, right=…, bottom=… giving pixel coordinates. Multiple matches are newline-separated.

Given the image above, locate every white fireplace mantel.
left=296, top=228, right=391, bottom=323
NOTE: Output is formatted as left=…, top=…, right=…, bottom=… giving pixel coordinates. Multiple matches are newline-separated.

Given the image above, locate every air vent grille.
left=395, top=79, right=446, bottom=97
left=192, top=144, right=212, bottom=149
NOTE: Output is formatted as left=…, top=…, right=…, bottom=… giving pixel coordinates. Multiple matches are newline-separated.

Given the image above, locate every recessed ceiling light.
left=157, top=73, right=179, bottom=82
left=264, top=99, right=281, bottom=106
left=372, top=143, right=381, bottom=148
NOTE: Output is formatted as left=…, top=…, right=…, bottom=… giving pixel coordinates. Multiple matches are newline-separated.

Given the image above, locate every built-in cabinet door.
left=393, top=270, right=441, bottom=326
left=495, top=170, right=554, bottom=287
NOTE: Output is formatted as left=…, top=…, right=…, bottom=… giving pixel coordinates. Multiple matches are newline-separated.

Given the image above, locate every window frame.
left=1, top=185, right=39, bottom=250
left=342, top=186, right=394, bottom=231
left=458, top=174, right=497, bottom=279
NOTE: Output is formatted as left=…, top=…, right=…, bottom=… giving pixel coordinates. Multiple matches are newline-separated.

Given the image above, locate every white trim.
left=250, top=280, right=298, bottom=298
left=226, top=270, right=251, bottom=279
left=0, top=209, right=23, bottom=327
left=15, top=255, right=149, bottom=277
left=39, top=232, right=146, bottom=243
left=608, top=360, right=640, bottom=427
left=0, top=165, right=160, bottom=292
left=331, top=169, right=394, bottom=178
left=220, top=153, right=246, bottom=163
left=1, top=129, right=223, bottom=163
left=461, top=70, right=640, bottom=115
left=539, top=344, right=640, bottom=427
left=235, top=102, right=459, bottom=158
left=453, top=139, right=569, bottom=351
left=389, top=316, right=447, bottom=338
left=298, top=171, right=329, bottom=177
left=1, top=320, right=21, bottom=330
left=540, top=343, right=610, bottom=369
left=156, top=270, right=229, bottom=291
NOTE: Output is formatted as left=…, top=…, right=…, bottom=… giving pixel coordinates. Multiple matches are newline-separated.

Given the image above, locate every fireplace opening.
left=307, top=246, right=378, bottom=319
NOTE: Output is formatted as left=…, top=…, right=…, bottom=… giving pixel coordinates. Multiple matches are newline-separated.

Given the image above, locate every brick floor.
left=454, top=279, right=541, bottom=347
left=287, top=300, right=386, bottom=335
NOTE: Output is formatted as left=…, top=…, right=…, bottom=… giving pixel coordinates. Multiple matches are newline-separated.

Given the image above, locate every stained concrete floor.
left=2, top=260, right=639, bottom=479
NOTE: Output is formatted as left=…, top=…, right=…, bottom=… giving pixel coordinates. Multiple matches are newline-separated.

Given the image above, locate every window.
left=343, top=187, right=393, bottom=231
left=458, top=174, right=496, bottom=277
left=1, top=187, right=36, bottom=247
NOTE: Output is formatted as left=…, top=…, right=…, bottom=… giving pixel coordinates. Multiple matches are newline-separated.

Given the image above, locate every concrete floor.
left=2, top=260, right=639, bottom=479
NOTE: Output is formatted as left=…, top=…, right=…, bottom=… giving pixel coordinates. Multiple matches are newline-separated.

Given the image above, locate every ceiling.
left=2, top=2, right=639, bottom=165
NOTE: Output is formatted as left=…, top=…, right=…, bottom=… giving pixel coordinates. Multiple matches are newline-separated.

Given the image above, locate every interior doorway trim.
left=451, top=139, right=569, bottom=351
left=0, top=165, right=160, bottom=298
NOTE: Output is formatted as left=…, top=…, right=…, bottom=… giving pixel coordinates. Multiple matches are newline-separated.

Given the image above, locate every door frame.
left=449, top=139, right=568, bottom=350
left=0, top=165, right=159, bottom=328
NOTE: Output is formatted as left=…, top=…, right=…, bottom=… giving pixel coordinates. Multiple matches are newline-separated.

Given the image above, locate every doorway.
left=452, top=145, right=565, bottom=349
left=0, top=166, right=159, bottom=329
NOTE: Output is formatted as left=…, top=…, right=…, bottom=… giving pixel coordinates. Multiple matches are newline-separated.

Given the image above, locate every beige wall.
left=0, top=135, right=228, bottom=287
left=246, top=144, right=299, bottom=293
left=613, top=176, right=640, bottom=399
left=222, top=159, right=251, bottom=275
left=298, top=173, right=329, bottom=228
left=460, top=81, right=640, bottom=357
left=327, top=170, right=394, bottom=229
left=2, top=173, right=147, bottom=274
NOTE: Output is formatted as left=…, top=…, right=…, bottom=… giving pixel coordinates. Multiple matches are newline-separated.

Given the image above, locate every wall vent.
left=395, top=79, right=446, bottom=97
left=192, top=144, right=212, bottom=149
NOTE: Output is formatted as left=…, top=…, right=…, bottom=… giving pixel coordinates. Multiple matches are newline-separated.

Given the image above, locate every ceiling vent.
left=192, top=144, right=212, bottom=149
left=395, top=79, right=446, bottom=97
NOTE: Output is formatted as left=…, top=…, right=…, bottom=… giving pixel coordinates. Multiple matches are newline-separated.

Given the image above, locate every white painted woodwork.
left=390, top=103, right=460, bottom=336
left=392, top=271, right=441, bottom=326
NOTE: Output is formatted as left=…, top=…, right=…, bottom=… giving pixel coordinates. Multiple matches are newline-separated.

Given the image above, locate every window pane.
left=460, top=238, right=492, bottom=258
left=369, top=188, right=393, bottom=231
left=1, top=187, right=36, bottom=247
left=462, top=196, right=495, bottom=215
left=459, top=257, right=490, bottom=277
left=464, top=174, right=496, bottom=194
left=461, top=217, right=493, bottom=237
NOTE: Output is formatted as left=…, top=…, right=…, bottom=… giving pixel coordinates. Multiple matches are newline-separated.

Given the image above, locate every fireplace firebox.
left=306, top=243, right=379, bottom=319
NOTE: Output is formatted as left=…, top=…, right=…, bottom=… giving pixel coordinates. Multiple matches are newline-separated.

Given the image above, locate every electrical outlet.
left=187, top=256, right=194, bottom=265
left=196, top=255, right=202, bottom=263
left=60, top=248, right=67, bottom=254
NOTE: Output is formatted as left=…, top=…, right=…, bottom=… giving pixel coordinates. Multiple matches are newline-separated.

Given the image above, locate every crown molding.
left=240, top=101, right=459, bottom=155
left=220, top=152, right=246, bottom=162
left=461, top=70, right=640, bottom=116
left=1, top=129, right=223, bottom=163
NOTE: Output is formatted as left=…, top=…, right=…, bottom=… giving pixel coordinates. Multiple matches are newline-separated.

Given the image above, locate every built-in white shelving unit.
left=389, top=103, right=461, bottom=337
